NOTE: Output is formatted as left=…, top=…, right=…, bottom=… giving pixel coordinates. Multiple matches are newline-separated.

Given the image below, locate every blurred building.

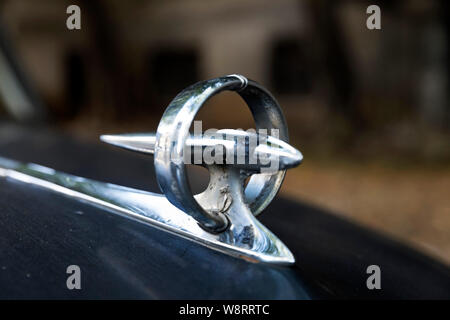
left=0, top=0, right=306, bottom=116
left=0, top=0, right=448, bottom=134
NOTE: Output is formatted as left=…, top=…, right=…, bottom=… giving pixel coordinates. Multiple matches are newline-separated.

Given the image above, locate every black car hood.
left=0, top=123, right=449, bottom=299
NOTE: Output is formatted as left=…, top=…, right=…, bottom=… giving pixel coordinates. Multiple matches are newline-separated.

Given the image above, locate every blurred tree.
left=79, top=0, right=129, bottom=119
left=307, top=0, right=358, bottom=130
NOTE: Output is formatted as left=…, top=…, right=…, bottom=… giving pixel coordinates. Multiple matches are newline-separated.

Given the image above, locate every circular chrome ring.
left=154, top=75, right=288, bottom=232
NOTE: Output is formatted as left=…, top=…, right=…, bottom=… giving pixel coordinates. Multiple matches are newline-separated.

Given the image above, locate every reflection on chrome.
left=0, top=156, right=294, bottom=264
left=101, top=129, right=302, bottom=172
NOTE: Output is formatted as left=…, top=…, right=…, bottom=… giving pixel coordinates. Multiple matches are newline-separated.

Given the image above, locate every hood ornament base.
left=0, top=75, right=302, bottom=265
left=0, top=157, right=294, bottom=264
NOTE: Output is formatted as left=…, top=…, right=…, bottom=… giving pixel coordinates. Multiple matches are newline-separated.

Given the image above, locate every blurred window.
left=271, top=39, right=311, bottom=95
left=148, top=48, right=199, bottom=97
left=64, top=51, right=86, bottom=116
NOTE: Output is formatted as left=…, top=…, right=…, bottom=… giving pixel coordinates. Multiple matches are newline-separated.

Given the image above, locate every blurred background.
left=0, top=0, right=449, bottom=263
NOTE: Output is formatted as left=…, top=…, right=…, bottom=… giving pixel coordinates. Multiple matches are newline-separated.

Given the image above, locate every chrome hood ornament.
left=0, top=75, right=302, bottom=265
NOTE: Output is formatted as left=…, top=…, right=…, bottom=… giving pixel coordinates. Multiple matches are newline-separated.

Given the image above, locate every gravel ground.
left=281, top=161, right=450, bottom=265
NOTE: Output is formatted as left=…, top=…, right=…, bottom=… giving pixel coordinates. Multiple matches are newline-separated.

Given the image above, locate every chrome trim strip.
left=0, top=156, right=295, bottom=265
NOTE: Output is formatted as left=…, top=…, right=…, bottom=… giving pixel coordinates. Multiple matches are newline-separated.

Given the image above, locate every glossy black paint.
left=0, top=123, right=449, bottom=299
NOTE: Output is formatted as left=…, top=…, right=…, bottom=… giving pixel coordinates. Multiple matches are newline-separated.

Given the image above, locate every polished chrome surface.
left=153, top=75, right=291, bottom=232
left=0, top=156, right=294, bottom=264
left=100, top=130, right=302, bottom=172
left=0, top=75, right=302, bottom=265
left=100, top=75, right=302, bottom=264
